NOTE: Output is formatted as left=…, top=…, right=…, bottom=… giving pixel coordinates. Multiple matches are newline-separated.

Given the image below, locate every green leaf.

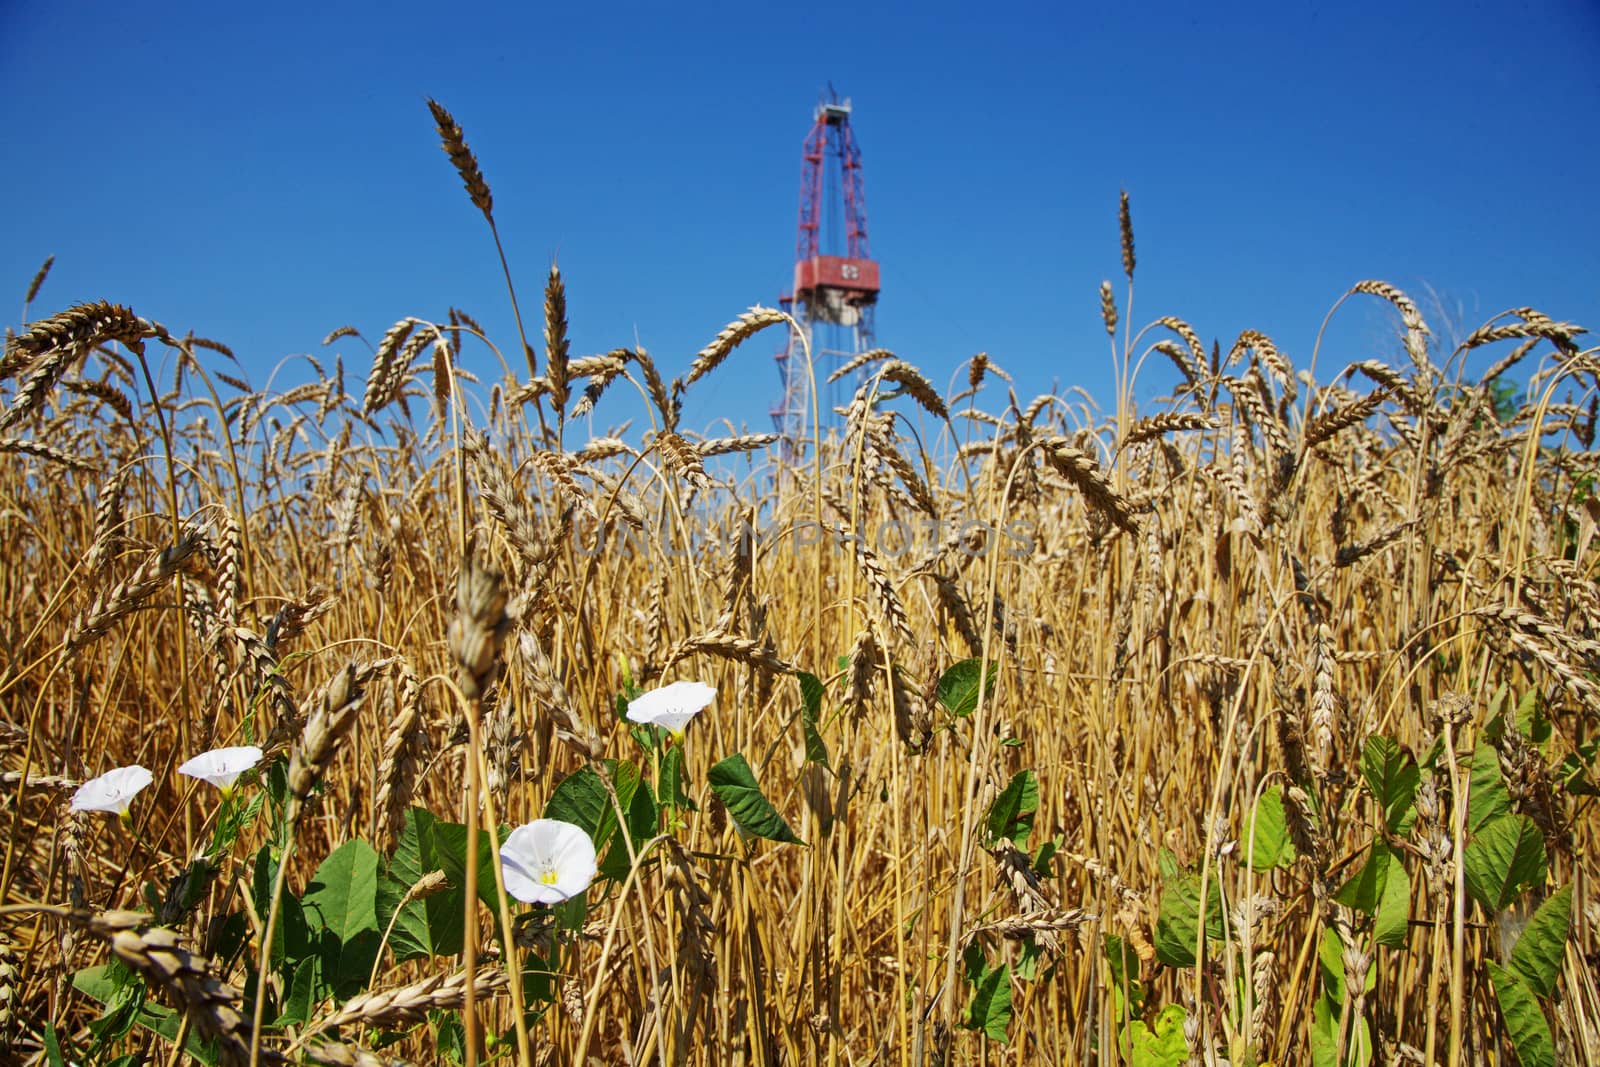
left=1361, top=735, right=1419, bottom=834
left=1375, top=851, right=1412, bottom=948
left=1156, top=848, right=1179, bottom=881
left=598, top=760, right=658, bottom=881
left=962, top=959, right=1013, bottom=1042
left=380, top=808, right=502, bottom=961
left=1488, top=961, right=1556, bottom=1067
left=73, top=965, right=220, bottom=1065
left=274, top=956, right=320, bottom=1026
left=1032, top=835, right=1060, bottom=878
left=1556, top=749, right=1599, bottom=795
left=43, top=1024, right=68, bottom=1067
left=1509, top=885, right=1572, bottom=998
left=1013, top=936, right=1045, bottom=981
left=1464, top=814, right=1547, bottom=914
left=1334, top=840, right=1412, bottom=946
left=252, top=844, right=309, bottom=974
left=657, top=745, right=697, bottom=811
left=707, top=754, right=803, bottom=844
left=936, top=659, right=997, bottom=718
left=798, top=671, right=829, bottom=766
left=382, top=809, right=458, bottom=961
left=432, top=1009, right=467, bottom=1065
left=304, top=840, right=382, bottom=998
left=1154, top=868, right=1225, bottom=968
left=1127, top=1003, right=1188, bottom=1067
left=1103, top=935, right=1145, bottom=1021
left=1309, top=992, right=1339, bottom=1067
left=543, top=767, right=609, bottom=843
left=1335, top=840, right=1390, bottom=915
left=305, top=840, right=381, bottom=941
left=1317, top=926, right=1347, bottom=1004
left=83, top=957, right=142, bottom=1054
left=1468, top=745, right=1512, bottom=834
left=984, top=769, right=1038, bottom=849
left=1516, top=688, right=1551, bottom=749
left=1246, top=786, right=1296, bottom=870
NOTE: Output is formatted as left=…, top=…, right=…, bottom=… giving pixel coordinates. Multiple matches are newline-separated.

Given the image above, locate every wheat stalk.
left=686, top=306, right=788, bottom=386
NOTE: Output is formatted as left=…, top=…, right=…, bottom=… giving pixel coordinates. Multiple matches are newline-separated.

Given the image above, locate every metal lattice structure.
left=771, top=92, right=881, bottom=451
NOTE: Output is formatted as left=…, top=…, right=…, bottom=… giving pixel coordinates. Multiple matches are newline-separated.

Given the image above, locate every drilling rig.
left=770, top=91, right=881, bottom=452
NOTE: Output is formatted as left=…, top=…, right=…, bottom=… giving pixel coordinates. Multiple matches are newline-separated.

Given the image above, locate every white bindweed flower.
left=500, top=819, right=598, bottom=905
left=625, top=680, right=715, bottom=737
left=178, top=745, right=263, bottom=797
left=70, top=765, right=154, bottom=826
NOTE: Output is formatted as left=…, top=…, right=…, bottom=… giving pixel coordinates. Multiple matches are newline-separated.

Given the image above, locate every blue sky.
left=4, top=0, right=1598, bottom=442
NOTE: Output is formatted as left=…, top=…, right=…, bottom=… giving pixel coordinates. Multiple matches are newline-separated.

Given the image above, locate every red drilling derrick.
left=771, top=91, right=881, bottom=451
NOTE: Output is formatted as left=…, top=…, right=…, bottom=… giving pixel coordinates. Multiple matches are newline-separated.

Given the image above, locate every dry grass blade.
left=1228, top=329, right=1295, bottom=400
left=633, top=348, right=678, bottom=430
left=448, top=553, right=509, bottom=704
left=686, top=306, right=788, bottom=386
left=518, top=631, right=602, bottom=760
left=1153, top=340, right=1202, bottom=389
left=1348, top=359, right=1423, bottom=416
left=322, top=325, right=361, bottom=347
left=1351, top=279, right=1432, bottom=376
left=426, top=98, right=493, bottom=222
left=62, top=377, right=135, bottom=424
left=573, top=435, right=632, bottom=463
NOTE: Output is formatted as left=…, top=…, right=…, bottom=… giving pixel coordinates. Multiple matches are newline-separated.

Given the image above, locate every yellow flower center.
left=539, top=868, right=560, bottom=885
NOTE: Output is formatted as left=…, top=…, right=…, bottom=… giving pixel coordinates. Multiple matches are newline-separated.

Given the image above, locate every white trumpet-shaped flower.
left=178, top=746, right=263, bottom=797
left=70, top=765, right=154, bottom=825
left=500, top=819, right=598, bottom=905
left=625, top=680, right=715, bottom=737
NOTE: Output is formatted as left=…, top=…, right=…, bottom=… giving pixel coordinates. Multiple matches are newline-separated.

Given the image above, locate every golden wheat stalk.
left=686, top=306, right=788, bottom=386
left=1041, top=439, right=1139, bottom=535
left=827, top=347, right=895, bottom=384
left=318, top=967, right=508, bottom=1033
left=56, top=908, right=270, bottom=1066
left=63, top=526, right=203, bottom=653
left=1, top=302, right=164, bottom=428
left=287, top=661, right=369, bottom=806
left=426, top=98, right=493, bottom=222
left=544, top=264, right=571, bottom=412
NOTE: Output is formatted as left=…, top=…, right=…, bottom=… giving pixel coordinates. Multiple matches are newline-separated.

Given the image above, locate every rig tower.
left=771, top=91, right=881, bottom=448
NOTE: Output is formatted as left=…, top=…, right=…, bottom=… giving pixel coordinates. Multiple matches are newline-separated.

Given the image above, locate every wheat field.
left=1, top=102, right=1597, bottom=1067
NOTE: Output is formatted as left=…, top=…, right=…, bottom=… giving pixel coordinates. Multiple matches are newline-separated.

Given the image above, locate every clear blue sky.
left=4, top=0, right=1598, bottom=440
